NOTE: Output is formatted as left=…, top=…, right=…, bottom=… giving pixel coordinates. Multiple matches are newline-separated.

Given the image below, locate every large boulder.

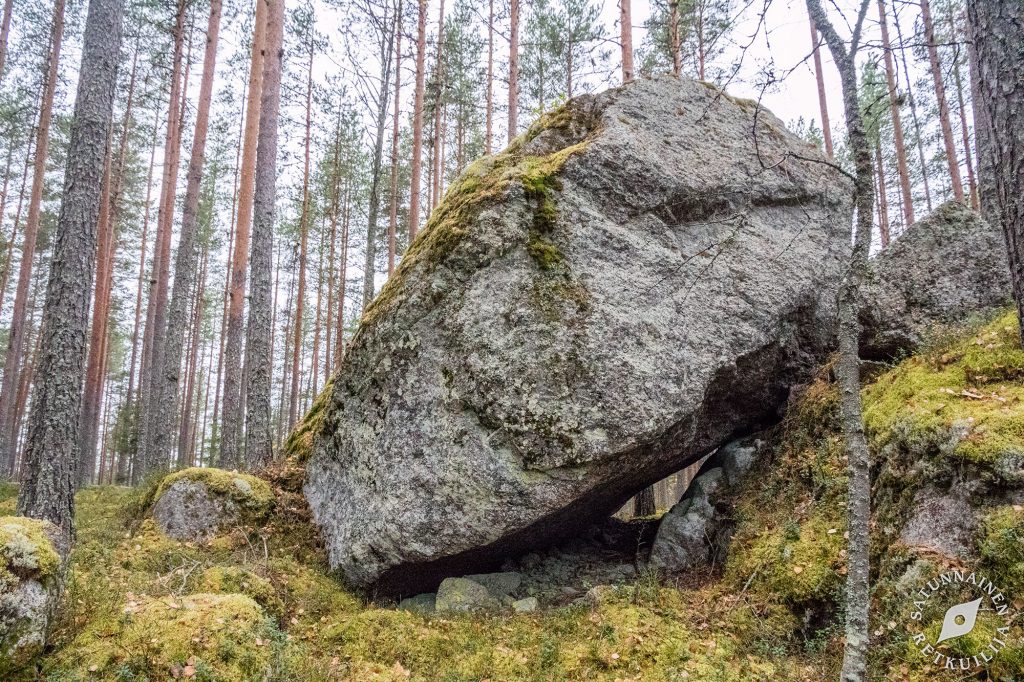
left=304, top=76, right=853, bottom=594
left=860, top=201, right=1011, bottom=359
left=0, top=517, right=68, bottom=675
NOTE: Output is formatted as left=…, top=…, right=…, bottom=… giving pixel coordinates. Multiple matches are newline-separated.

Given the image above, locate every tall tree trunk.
left=0, top=0, right=66, bottom=477
left=877, top=0, right=914, bottom=227
left=178, top=246, right=208, bottom=466
left=79, top=140, right=114, bottom=486
left=804, top=3, right=874, bottom=680
left=808, top=17, right=834, bottom=156
left=876, top=141, right=891, bottom=246
left=430, top=0, right=446, bottom=212
left=633, top=485, right=655, bottom=517
left=485, top=0, right=494, bottom=153
left=220, top=0, right=268, bottom=468
left=137, top=0, right=188, bottom=478
left=363, top=13, right=397, bottom=313
left=0, top=125, right=36, bottom=319
left=891, top=3, right=933, bottom=213
left=669, top=0, right=681, bottom=77
left=18, top=0, right=123, bottom=540
left=335, top=182, right=351, bottom=366
left=0, top=0, right=12, bottom=81
left=311, top=221, right=324, bottom=397
left=966, top=0, right=1024, bottom=345
left=150, top=0, right=222, bottom=470
left=508, top=0, right=519, bottom=141
left=243, top=0, right=285, bottom=468
left=409, top=0, right=427, bottom=242
left=387, top=0, right=403, bottom=276
left=920, top=0, right=965, bottom=202
left=948, top=11, right=978, bottom=210
left=288, top=43, right=314, bottom=431
left=620, top=0, right=633, bottom=83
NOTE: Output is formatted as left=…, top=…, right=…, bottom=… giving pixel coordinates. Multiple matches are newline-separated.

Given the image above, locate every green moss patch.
left=283, top=380, right=333, bottom=464
left=49, top=593, right=281, bottom=681
left=155, top=467, right=275, bottom=520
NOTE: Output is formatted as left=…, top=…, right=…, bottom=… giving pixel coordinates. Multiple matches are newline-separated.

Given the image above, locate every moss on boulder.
left=151, top=468, right=274, bottom=541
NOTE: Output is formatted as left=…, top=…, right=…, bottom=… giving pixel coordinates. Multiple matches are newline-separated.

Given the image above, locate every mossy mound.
left=155, top=467, right=275, bottom=519
left=197, top=566, right=285, bottom=619
left=49, top=593, right=281, bottom=681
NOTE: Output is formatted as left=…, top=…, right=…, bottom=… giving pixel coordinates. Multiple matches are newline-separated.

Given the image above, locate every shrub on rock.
left=151, top=468, right=274, bottom=541
left=0, top=516, right=66, bottom=676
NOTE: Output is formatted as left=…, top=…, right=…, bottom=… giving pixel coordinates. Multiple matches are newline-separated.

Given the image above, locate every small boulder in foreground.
left=151, top=468, right=274, bottom=541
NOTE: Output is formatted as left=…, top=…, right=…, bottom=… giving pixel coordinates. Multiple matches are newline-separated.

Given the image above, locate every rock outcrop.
left=0, top=517, right=68, bottom=675
left=304, top=76, right=853, bottom=594
left=151, top=468, right=274, bottom=541
left=860, top=201, right=1011, bottom=359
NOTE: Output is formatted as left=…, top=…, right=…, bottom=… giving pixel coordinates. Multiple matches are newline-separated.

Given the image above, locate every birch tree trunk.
left=18, top=0, right=124, bottom=539
left=804, top=2, right=875, bottom=679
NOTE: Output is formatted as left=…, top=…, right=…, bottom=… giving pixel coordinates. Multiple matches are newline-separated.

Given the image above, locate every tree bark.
left=430, top=0, right=446, bottom=212
left=804, top=2, right=874, bottom=679
left=632, top=485, right=655, bottom=517
left=409, top=0, right=427, bottom=242
left=243, top=0, right=285, bottom=468
left=485, top=0, right=494, bottom=154
left=669, top=0, right=681, bottom=77
left=620, top=0, right=633, bottom=83
left=0, top=0, right=66, bottom=477
left=508, top=0, right=519, bottom=141
left=808, top=18, right=833, bottom=157
left=920, top=0, right=964, bottom=202
left=877, top=0, right=914, bottom=227
left=336, top=182, right=351, bottom=366
left=148, top=0, right=222, bottom=469
left=948, top=11, right=978, bottom=210
left=362, top=9, right=397, bottom=312
left=289, top=39, right=315, bottom=431
left=387, top=0, right=403, bottom=276
left=220, top=0, right=267, bottom=468
left=966, top=0, right=1024, bottom=345
left=876, top=141, right=891, bottom=246
left=18, top=0, right=123, bottom=540
left=0, top=0, right=13, bottom=81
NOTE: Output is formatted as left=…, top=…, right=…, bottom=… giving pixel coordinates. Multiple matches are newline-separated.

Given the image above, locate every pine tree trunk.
left=0, top=126, right=36, bottom=320
left=808, top=17, right=833, bottom=156
left=891, top=3, right=933, bottom=213
left=0, top=0, right=66, bottom=477
left=243, top=0, right=285, bottom=468
left=632, top=485, right=655, bottom=517
left=430, top=0, right=446, bottom=212
left=220, top=0, right=267, bottom=468
left=805, top=3, right=874, bottom=680
left=0, top=0, right=13, bottom=80
left=336, top=182, right=351, bottom=367
left=485, top=0, right=494, bottom=154
left=508, top=0, right=519, bottom=141
left=289, top=42, right=315, bottom=432
left=311, top=222, right=324, bottom=397
left=920, top=0, right=965, bottom=202
left=877, top=0, right=914, bottom=227
left=876, top=141, right=891, bottom=246
left=669, top=0, right=681, bottom=76
left=966, top=0, right=1024, bottom=345
left=18, top=0, right=123, bottom=539
left=387, top=0, right=403, bottom=276
left=948, top=13, right=978, bottom=210
left=409, top=0, right=427, bottom=242
left=362, top=13, right=397, bottom=312
left=620, top=0, right=633, bottom=83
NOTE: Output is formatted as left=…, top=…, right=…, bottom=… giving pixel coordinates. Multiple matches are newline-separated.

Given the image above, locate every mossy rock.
left=282, top=380, right=333, bottom=464
left=151, top=468, right=274, bottom=542
left=978, top=505, right=1024, bottom=595
left=0, top=516, right=67, bottom=676
left=49, top=593, right=281, bottom=680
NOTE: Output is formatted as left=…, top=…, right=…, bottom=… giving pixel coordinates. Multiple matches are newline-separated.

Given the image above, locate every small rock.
left=900, top=488, right=976, bottom=558
left=511, top=597, right=538, bottom=613
left=150, top=468, right=273, bottom=542
left=435, top=578, right=500, bottom=613
left=397, top=593, right=436, bottom=615
left=582, top=585, right=615, bottom=607
left=462, top=571, right=522, bottom=598
left=715, top=439, right=759, bottom=486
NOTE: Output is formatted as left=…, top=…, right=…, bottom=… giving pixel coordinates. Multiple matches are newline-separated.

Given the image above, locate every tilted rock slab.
left=304, top=76, right=853, bottom=595
left=860, top=200, right=1011, bottom=359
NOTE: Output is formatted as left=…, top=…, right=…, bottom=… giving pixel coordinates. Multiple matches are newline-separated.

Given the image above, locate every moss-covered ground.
left=8, top=312, right=1024, bottom=680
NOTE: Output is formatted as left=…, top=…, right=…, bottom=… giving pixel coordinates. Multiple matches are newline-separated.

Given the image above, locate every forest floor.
left=11, top=310, right=1024, bottom=681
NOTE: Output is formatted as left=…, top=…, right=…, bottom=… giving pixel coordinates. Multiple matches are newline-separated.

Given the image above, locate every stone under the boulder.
left=303, top=75, right=853, bottom=594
